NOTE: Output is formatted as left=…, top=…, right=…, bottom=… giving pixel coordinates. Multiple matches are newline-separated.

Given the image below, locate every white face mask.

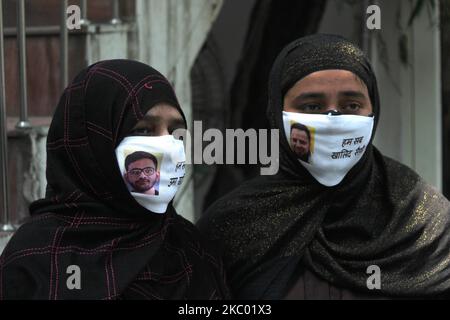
left=282, top=111, right=374, bottom=186
left=115, top=135, right=186, bottom=214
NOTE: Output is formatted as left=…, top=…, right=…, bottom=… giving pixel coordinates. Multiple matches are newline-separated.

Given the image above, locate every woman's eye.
left=130, top=128, right=153, bottom=136
left=341, top=103, right=362, bottom=112
left=300, top=104, right=322, bottom=112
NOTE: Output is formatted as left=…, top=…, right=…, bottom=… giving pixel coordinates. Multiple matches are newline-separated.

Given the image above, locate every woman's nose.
left=156, top=127, right=170, bottom=136
left=324, top=106, right=339, bottom=112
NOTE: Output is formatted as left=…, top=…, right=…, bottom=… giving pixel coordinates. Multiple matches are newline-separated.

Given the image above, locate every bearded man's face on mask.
left=290, top=127, right=310, bottom=162
left=125, top=157, right=159, bottom=194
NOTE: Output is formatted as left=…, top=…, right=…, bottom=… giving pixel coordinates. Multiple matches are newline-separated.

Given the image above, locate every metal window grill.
left=0, top=0, right=121, bottom=232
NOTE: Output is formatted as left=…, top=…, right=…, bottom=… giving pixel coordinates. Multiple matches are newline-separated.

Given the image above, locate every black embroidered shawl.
left=0, top=60, right=229, bottom=300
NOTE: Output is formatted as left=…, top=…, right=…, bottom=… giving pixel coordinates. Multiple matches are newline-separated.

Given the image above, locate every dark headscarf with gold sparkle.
left=198, top=34, right=450, bottom=299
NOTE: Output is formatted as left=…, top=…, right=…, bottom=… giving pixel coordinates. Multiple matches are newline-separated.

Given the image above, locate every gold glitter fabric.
left=197, top=34, right=450, bottom=299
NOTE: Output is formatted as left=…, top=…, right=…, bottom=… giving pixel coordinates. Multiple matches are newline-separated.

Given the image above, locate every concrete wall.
left=1, top=122, right=48, bottom=254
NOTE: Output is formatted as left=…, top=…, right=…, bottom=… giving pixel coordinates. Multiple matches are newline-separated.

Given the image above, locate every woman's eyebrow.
left=138, top=114, right=160, bottom=124
left=292, top=92, right=326, bottom=103
left=338, top=91, right=367, bottom=99
left=136, top=115, right=185, bottom=126
left=294, top=92, right=327, bottom=100
left=139, top=114, right=184, bottom=122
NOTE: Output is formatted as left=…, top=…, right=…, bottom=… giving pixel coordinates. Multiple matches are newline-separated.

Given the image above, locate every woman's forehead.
left=285, top=69, right=369, bottom=96
left=145, top=103, right=183, bottom=118
left=136, top=103, right=186, bottom=129
left=295, top=69, right=365, bottom=86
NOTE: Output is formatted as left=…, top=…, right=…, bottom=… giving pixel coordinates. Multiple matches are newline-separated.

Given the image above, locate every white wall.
left=0, top=233, right=12, bottom=255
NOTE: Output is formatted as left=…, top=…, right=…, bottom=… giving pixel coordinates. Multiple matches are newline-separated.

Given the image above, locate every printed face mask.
left=115, top=135, right=186, bottom=214
left=282, top=111, right=374, bottom=186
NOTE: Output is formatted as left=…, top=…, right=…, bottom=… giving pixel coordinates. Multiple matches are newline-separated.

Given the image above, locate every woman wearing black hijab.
left=197, top=34, right=450, bottom=299
left=0, top=60, right=230, bottom=300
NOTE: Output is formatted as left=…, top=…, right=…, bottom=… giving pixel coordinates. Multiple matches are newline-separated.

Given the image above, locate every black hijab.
left=0, top=60, right=229, bottom=300
left=198, top=34, right=450, bottom=299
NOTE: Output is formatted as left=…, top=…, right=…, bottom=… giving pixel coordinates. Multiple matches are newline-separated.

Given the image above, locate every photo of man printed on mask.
left=124, top=151, right=161, bottom=196
left=290, top=123, right=312, bottom=163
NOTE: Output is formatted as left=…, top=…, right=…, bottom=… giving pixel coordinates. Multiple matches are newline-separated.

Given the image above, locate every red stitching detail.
left=85, top=121, right=113, bottom=136
left=127, top=284, right=154, bottom=300
left=49, top=228, right=60, bottom=299
left=129, top=283, right=162, bottom=300
left=136, top=80, right=172, bottom=95
left=61, top=87, right=102, bottom=197
left=92, top=70, right=139, bottom=143
left=47, top=137, right=88, bottom=145
left=110, top=238, right=119, bottom=297
left=105, top=247, right=111, bottom=299
left=86, top=125, right=113, bottom=141
left=47, top=143, right=89, bottom=151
